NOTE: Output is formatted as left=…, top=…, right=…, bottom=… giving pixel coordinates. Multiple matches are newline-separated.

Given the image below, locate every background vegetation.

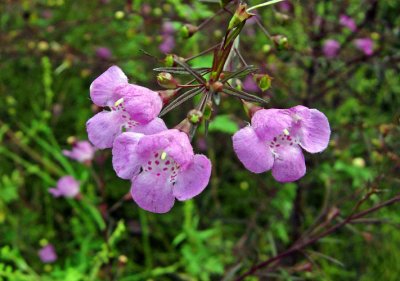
left=1, top=0, right=399, bottom=280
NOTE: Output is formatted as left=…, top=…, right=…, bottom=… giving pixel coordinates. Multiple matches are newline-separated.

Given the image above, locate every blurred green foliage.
left=1, top=0, right=400, bottom=280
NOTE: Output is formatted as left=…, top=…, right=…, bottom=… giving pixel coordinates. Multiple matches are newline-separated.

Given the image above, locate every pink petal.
left=57, top=176, right=80, bottom=198
left=131, top=117, right=167, bottom=135
left=112, top=132, right=144, bottom=180
left=115, top=84, right=163, bottom=124
left=90, top=66, right=128, bottom=107
left=131, top=172, right=175, bottom=213
left=252, top=109, right=292, bottom=141
left=272, top=144, right=306, bottom=182
left=173, top=154, right=212, bottom=201
left=137, top=129, right=194, bottom=168
left=86, top=110, right=125, bottom=149
left=291, top=106, right=331, bottom=153
left=232, top=126, right=274, bottom=173
left=48, top=188, right=61, bottom=197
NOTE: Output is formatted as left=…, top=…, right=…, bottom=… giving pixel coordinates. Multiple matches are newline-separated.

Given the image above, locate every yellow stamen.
left=283, top=128, right=290, bottom=136
left=161, top=151, right=167, bottom=160
left=114, top=98, right=124, bottom=107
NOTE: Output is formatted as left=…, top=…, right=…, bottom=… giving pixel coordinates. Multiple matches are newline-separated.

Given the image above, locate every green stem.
left=139, top=209, right=153, bottom=270
left=246, top=0, right=285, bottom=12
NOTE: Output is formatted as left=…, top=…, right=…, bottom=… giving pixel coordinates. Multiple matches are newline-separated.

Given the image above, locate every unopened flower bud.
left=67, top=136, right=77, bottom=145
left=211, top=81, right=223, bottom=92
left=262, top=44, right=272, bottom=53
left=158, top=89, right=179, bottom=105
left=157, top=72, right=178, bottom=89
left=242, top=100, right=262, bottom=118
left=118, top=255, right=128, bottom=267
left=272, top=35, right=289, bottom=50
left=164, top=54, right=174, bottom=67
left=187, top=109, right=203, bottom=124
left=228, top=4, right=254, bottom=30
left=114, top=11, right=125, bottom=20
left=180, top=24, right=199, bottom=38
left=203, top=101, right=213, bottom=120
left=362, top=232, right=373, bottom=242
left=253, top=74, right=273, bottom=91
left=274, top=12, right=290, bottom=22
left=38, top=41, right=49, bottom=51
left=174, top=118, right=192, bottom=135
left=327, top=206, right=340, bottom=221
left=352, top=157, right=365, bottom=168
left=293, top=262, right=313, bottom=273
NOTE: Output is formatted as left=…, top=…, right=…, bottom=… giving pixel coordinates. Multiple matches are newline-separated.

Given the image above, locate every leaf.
left=153, top=67, right=210, bottom=75
left=208, top=115, right=239, bottom=134
left=223, top=86, right=269, bottom=105
left=159, top=87, right=205, bottom=117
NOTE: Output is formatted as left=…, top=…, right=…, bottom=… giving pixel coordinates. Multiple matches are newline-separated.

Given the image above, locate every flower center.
left=110, top=99, right=138, bottom=129
left=268, top=131, right=298, bottom=158
left=142, top=151, right=180, bottom=183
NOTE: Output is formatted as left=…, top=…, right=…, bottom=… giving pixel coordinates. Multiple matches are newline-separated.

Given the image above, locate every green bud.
left=272, top=35, right=289, bottom=50
left=187, top=109, right=203, bottom=124
left=157, top=72, right=177, bottom=89
left=274, top=12, right=290, bottom=22
left=203, top=101, right=213, bottom=120
left=262, top=44, right=272, bottom=53
left=114, top=11, right=125, bottom=20
left=254, top=74, right=273, bottom=91
left=180, top=24, right=198, bottom=38
left=164, top=54, right=174, bottom=67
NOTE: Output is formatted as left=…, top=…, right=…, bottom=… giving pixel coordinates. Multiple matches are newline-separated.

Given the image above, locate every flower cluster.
left=81, top=65, right=332, bottom=212
left=85, top=66, right=212, bottom=213
left=232, top=106, right=330, bottom=182
left=86, top=66, right=166, bottom=149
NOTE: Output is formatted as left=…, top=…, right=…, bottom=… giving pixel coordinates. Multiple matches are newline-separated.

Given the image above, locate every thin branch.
left=235, top=194, right=400, bottom=281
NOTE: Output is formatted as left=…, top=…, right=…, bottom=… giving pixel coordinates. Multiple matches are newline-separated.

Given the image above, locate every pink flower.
left=62, top=140, right=96, bottom=163
left=354, top=38, right=374, bottom=56
left=95, top=47, right=112, bottom=60
left=38, top=244, right=57, bottom=263
left=277, top=1, right=292, bottom=13
left=159, top=22, right=175, bottom=53
left=242, top=75, right=260, bottom=92
left=339, top=14, right=357, bottom=32
left=323, top=39, right=340, bottom=58
left=112, top=129, right=212, bottom=213
left=86, top=66, right=167, bottom=149
left=232, top=106, right=330, bottom=182
left=159, top=36, right=175, bottom=53
left=48, top=176, right=80, bottom=198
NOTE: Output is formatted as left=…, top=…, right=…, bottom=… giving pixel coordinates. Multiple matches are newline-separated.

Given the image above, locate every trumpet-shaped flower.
left=48, top=176, right=80, bottom=198
left=354, top=38, right=374, bottom=56
left=323, top=39, right=340, bottom=58
left=86, top=66, right=167, bottom=149
left=339, top=14, right=357, bottom=32
left=232, top=106, right=330, bottom=182
left=62, top=140, right=96, bottom=163
left=38, top=244, right=57, bottom=263
left=112, top=129, right=212, bottom=213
